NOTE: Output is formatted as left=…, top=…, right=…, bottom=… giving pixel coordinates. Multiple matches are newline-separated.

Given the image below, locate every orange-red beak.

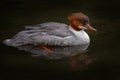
left=84, top=24, right=97, bottom=31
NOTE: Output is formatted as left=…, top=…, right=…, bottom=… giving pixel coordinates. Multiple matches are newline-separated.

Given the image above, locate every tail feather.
left=3, top=39, right=12, bottom=46
left=3, top=39, right=23, bottom=47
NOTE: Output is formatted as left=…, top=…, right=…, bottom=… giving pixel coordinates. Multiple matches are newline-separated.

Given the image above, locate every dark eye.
left=83, top=20, right=88, bottom=25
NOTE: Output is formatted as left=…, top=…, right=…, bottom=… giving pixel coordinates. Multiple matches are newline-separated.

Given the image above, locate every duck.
left=3, top=12, right=96, bottom=53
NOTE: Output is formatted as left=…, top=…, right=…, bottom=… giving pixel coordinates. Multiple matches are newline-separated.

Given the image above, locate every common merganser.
left=3, top=12, right=96, bottom=52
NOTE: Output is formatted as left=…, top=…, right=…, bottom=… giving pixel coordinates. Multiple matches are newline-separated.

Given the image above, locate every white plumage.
left=3, top=22, right=90, bottom=47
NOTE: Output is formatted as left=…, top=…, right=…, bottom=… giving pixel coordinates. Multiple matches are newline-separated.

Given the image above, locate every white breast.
left=69, top=26, right=90, bottom=45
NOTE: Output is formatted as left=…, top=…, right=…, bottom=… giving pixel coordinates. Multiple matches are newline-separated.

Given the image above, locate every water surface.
left=0, top=0, right=120, bottom=80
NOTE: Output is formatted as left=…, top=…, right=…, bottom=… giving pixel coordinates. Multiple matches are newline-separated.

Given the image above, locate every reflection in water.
left=5, top=43, right=95, bottom=71
left=69, top=54, right=95, bottom=71
left=17, top=43, right=89, bottom=59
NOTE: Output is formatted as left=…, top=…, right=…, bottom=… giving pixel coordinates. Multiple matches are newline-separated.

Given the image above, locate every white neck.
left=69, top=25, right=90, bottom=45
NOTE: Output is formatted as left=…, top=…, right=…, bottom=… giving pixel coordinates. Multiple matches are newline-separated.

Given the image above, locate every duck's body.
left=4, top=22, right=90, bottom=47
left=3, top=12, right=96, bottom=48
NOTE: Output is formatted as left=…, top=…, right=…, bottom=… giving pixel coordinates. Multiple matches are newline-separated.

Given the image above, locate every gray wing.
left=7, top=22, right=75, bottom=46
left=25, top=22, right=73, bottom=37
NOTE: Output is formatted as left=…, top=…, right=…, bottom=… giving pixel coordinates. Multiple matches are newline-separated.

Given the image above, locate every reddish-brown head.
left=68, top=12, right=96, bottom=31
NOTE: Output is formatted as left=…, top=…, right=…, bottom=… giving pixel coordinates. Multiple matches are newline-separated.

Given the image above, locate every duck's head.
left=68, top=12, right=97, bottom=31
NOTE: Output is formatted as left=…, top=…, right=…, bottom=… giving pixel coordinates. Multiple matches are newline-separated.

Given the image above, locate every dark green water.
left=0, top=0, right=120, bottom=80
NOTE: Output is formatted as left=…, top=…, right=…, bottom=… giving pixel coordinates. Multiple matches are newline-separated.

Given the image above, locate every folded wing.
left=6, top=22, right=74, bottom=46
